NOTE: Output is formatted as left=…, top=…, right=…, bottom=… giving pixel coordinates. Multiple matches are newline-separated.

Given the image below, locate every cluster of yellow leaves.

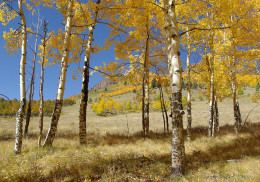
left=0, top=2, right=17, bottom=26
left=92, top=98, right=141, bottom=116
left=98, top=85, right=142, bottom=98
left=237, top=75, right=260, bottom=88
left=92, top=98, right=123, bottom=115
left=3, top=29, right=22, bottom=56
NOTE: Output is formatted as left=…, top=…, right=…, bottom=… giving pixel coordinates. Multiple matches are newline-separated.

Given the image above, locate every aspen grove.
left=0, top=0, right=259, bottom=180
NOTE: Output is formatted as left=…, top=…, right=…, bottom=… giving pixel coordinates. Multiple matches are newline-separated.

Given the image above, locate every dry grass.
left=0, top=87, right=259, bottom=181
left=0, top=124, right=259, bottom=181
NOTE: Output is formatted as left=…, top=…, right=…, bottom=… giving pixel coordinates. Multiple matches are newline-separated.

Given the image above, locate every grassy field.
left=0, top=87, right=259, bottom=181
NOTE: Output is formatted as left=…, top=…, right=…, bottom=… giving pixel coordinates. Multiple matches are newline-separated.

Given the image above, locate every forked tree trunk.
left=38, top=21, right=48, bottom=147
left=24, top=17, right=40, bottom=137
left=79, top=0, right=101, bottom=144
left=186, top=27, right=192, bottom=141
left=164, top=0, right=185, bottom=177
left=159, top=83, right=169, bottom=133
left=142, top=34, right=150, bottom=137
left=159, top=84, right=166, bottom=133
left=14, top=0, right=27, bottom=155
left=43, top=0, right=74, bottom=147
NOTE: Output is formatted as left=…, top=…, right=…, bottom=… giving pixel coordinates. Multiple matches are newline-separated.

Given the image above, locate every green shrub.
left=198, top=93, right=203, bottom=101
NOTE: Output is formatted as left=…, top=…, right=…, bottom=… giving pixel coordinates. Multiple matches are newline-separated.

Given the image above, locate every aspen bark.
left=164, top=0, right=185, bottom=176
left=230, top=30, right=242, bottom=134
left=14, top=0, right=27, bottom=154
left=142, top=34, right=150, bottom=136
left=232, top=78, right=242, bottom=134
left=38, top=21, right=48, bottom=147
left=186, top=28, right=192, bottom=141
left=208, top=70, right=215, bottom=137
left=43, top=0, right=74, bottom=147
left=79, top=0, right=100, bottom=144
left=208, top=12, right=215, bottom=138
left=24, top=17, right=40, bottom=137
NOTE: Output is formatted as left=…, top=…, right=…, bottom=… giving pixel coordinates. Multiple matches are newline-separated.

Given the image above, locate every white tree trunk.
left=144, top=35, right=150, bottom=136
left=164, top=0, right=184, bottom=177
left=79, top=0, right=101, bottom=144
left=43, top=0, right=74, bottom=147
left=14, top=0, right=27, bottom=155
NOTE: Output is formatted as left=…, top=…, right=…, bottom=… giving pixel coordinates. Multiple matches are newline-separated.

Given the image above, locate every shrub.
left=238, top=87, right=244, bottom=95
left=198, top=93, right=203, bottom=101
left=182, top=96, right=187, bottom=107
left=126, top=101, right=132, bottom=111
left=256, top=82, right=260, bottom=92
left=132, top=104, right=138, bottom=111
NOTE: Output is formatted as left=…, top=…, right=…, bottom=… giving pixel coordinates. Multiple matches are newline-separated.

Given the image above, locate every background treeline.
left=0, top=97, right=76, bottom=117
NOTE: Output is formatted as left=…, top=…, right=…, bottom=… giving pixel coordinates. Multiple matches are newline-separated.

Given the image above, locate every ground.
left=0, top=87, right=259, bottom=181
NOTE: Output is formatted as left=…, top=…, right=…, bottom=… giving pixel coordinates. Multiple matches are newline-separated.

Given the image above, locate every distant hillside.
left=90, top=78, right=115, bottom=91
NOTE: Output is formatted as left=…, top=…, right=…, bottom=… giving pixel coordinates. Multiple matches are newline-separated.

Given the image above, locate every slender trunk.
left=208, top=72, right=215, bottom=137
left=161, top=88, right=169, bottom=133
left=24, top=18, right=40, bottom=137
left=186, top=27, right=192, bottom=141
left=159, top=85, right=166, bottom=133
left=233, top=81, right=242, bottom=134
left=214, top=95, right=219, bottom=131
left=38, top=21, right=48, bottom=147
left=208, top=11, right=215, bottom=138
left=230, top=26, right=242, bottom=133
left=14, top=0, right=27, bottom=155
left=164, top=0, right=185, bottom=176
left=79, top=0, right=100, bottom=144
left=43, top=0, right=74, bottom=147
left=142, top=34, right=150, bottom=136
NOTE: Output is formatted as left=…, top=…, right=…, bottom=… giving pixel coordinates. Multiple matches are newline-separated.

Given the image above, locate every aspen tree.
left=186, top=26, right=192, bottom=141
left=38, top=21, right=48, bottom=147
left=164, top=0, right=185, bottom=176
left=78, top=0, right=101, bottom=144
left=13, top=0, right=27, bottom=155
left=43, top=0, right=74, bottom=147
left=24, top=13, right=41, bottom=137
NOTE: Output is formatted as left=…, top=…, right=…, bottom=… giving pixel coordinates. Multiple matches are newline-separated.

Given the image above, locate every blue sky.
left=0, top=3, right=194, bottom=101
left=0, top=4, right=116, bottom=100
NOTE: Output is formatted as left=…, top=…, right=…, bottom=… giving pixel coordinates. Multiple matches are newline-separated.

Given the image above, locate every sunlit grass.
left=0, top=123, right=259, bottom=181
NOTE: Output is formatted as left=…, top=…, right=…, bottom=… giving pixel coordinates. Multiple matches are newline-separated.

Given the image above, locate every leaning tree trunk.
left=43, top=0, right=74, bottom=147
left=38, top=21, right=48, bottom=147
left=164, top=0, right=185, bottom=177
left=24, top=17, right=40, bottom=137
left=79, top=0, right=100, bottom=144
left=186, top=27, right=192, bottom=141
left=142, top=33, right=150, bottom=137
left=14, top=0, right=27, bottom=155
